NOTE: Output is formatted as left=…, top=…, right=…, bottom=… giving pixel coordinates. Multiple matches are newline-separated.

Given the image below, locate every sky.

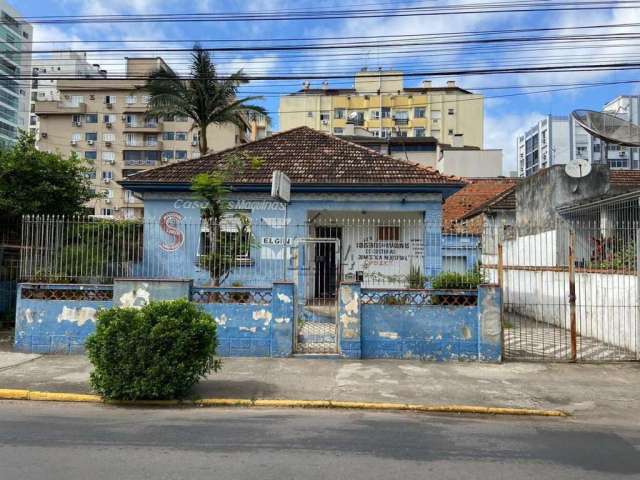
left=14, top=0, right=640, bottom=174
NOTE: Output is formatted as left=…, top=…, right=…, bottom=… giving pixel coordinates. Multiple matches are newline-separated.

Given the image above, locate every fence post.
left=568, top=230, right=577, bottom=362
left=497, top=242, right=504, bottom=336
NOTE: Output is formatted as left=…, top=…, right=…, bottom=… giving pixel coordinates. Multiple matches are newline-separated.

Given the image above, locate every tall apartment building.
left=279, top=70, right=484, bottom=149
left=517, top=96, right=640, bottom=177
left=35, top=57, right=248, bottom=219
left=0, top=0, right=33, bottom=148
left=30, top=52, right=106, bottom=138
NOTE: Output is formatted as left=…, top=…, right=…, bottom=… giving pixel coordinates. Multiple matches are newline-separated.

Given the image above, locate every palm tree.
left=145, top=46, right=268, bottom=157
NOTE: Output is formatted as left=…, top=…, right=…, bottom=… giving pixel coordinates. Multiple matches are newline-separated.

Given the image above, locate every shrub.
left=430, top=270, right=485, bottom=306
left=86, top=299, right=220, bottom=400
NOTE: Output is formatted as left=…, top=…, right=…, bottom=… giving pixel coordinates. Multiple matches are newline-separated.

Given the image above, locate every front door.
left=314, top=226, right=342, bottom=299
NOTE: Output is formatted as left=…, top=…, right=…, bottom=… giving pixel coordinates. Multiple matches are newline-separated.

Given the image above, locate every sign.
left=271, top=170, right=291, bottom=203
left=261, top=237, right=293, bottom=246
left=159, top=212, right=184, bottom=252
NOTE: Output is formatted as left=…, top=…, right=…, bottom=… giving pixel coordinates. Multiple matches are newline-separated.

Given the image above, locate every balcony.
left=124, top=140, right=163, bottom=149
left=394, top=118, right=409, bottom=126
left=123, top=159, right=159, bottom=167
left=35, top=101, right=87, bottom=115
left=123, top=121, right=162, bottom=132
left=122, top=104, right=150, bottom=113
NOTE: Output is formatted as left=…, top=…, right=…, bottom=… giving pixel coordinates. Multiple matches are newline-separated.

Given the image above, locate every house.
left=120, top=126, right=464, bottom=289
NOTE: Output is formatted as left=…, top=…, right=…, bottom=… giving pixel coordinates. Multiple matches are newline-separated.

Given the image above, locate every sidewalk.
left=0, top=351, right=638, bottom=425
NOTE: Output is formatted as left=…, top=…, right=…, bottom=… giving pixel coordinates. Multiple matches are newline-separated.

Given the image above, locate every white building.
left=0, top=0, right=33, bottom=149
left=29, top=52, right=106, bottom=139
left=517, top=95, right=640, bottom=177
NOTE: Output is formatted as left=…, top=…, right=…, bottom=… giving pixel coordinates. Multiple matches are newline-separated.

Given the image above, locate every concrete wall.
left=337, top=283, right=502, bottom=361
left=437, top=149, right=503, bottom=177
left=14, top=281, right=295, bottom=356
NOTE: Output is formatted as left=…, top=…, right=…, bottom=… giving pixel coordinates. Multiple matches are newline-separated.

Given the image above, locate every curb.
left=0, top=389, right=568, bottom=417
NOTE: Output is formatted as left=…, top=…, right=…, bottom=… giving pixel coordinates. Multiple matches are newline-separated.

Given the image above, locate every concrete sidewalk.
left=0, top=352, right=638, bottom=425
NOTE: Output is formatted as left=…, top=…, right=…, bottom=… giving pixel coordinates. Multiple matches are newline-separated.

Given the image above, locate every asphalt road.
left=1, top=402, right=639, bottom=479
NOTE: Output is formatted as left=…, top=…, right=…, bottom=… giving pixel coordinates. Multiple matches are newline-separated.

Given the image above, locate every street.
left=0, top=401, right=639, bottom=479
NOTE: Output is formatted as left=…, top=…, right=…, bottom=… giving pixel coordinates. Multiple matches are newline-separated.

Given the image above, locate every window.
left=199, top=212, right=252, bottom=263
left=320, top=112, right=330, bottom=122
left=175, top=132, right=188, bottom=141
left=85, top=169, right=96, bottom=179
left=576, top=146, right=588, bottom=158
left=68, top=95, right=83, bottom=107
left=126, top=95, right=137, bottom=105
left=335, top=109, right=345, bottom=119
left=333, top=127, right=343, bottom=134
left=85, top=132, right=98, bottom=142
left=102, top=151, right=116, bottom=162
left=377, top=226, right=400, bottom=241
left=307, top=111, right=313, bottom=118
left=103, top=133, right=115, bottom=142
left=175, top=150, right=188, bottom=160
left=85, top=114, right=98, bottom=123
left=163, top=114, right=175, bottom=122
left=431, top=110, right=441, bottom=119
left=71, top=133, right=81, bottom=142
left=394, top=111, right=408, bottom=125
left=414, top=107, right=425, bottom=118
left=162, top=150, right=174, bottom=161
left=144, top=134, right=158, bottom=146
left=100, top=208, right=113, bottom=217
left=104, top=95, right=116, bottom=105
left=593, top=143, right=601, bottom=153
left=448, top=108, right=455, bottom=115
left=102, top=171, right=114, bottom=181
left=174, top=115, right=188, bottom=122
left=448, top=129, right=454, bottom=135
left=162, top=132, right=175, bottom=141
left=103, top=114, right=116, bottom=124
left=72, top=114, right=83, bottom=125
left=370, top=110, right=380, bottom=120
left=142, top=95, right=151, bottom=104
left=381, top=107, right=391, bottom=119
left=414, top=128, right=425, bottom=137
left=84, top=151, right=97, bottom=161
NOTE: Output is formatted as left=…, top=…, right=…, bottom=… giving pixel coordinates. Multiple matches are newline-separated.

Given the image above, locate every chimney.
left=447, top=80, right=456, bottom=88
left=421, top=80, right=432, bottom=88
left=453, top=134, right=464, bottom=148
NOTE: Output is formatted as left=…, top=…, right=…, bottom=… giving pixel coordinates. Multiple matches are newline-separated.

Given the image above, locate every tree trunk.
left=199, top=123, right=208, bottom=157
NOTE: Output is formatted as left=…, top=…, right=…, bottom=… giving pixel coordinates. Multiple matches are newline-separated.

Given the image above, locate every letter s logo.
left=159, top=212, right=184, bottom=252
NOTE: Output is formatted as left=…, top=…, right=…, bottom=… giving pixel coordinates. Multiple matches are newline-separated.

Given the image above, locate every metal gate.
left=294, top=237, right=340, bottom=354
left=495, top=222, right=640, bottom=362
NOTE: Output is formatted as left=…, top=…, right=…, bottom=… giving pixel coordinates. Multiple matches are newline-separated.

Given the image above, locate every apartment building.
left=517, top=96, right=640, bottom=177
left=35, top=57, right=248, bottom=219
left=30, top=52, right=106, bottom=139
left=279, top=70, right=484, bottom=148
left=0, top=0, right=33, bottom=149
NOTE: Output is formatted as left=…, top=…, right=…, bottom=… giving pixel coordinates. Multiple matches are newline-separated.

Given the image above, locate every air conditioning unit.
left=70, top=140, right=77, bottom=146
left=105, top=198, right=112, bottom=204
left=113, top=206, right=120, bottom=211
left=41, top=132, right=48, bottom=138
left=74, top=121, right=82, bottom=127
left=103, top=178, right=111, bottom=184
left=89, top=95, right=95, bottom=100
left=106, top=103, right=113, bottom=109
left=106, top=122, right=112, bottom=129
left=87, top=140, right=95, bottom=146
left=105, top=141, right=112, bottom=147
left=321, top=120, right=328, bottom=126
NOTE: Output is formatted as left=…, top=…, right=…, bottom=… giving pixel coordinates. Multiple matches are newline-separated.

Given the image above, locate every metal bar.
left=568, top=229, right=577, bottom=362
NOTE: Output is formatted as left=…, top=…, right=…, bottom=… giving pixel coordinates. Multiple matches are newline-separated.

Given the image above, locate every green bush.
left=431, top=271, right=484, bottom=290
left=86, top=299, right=220, bottom=400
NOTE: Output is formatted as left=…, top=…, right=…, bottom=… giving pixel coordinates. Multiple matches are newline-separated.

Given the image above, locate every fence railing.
left=18, top=215, right=486, bottom=289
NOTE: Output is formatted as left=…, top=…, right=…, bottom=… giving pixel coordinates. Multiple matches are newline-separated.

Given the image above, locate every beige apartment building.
left=279, top=70, right=484, bottom=149
left=35, top=57, right=268, bottom=219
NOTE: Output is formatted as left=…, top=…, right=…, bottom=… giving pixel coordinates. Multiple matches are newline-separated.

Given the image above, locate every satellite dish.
left=571, top=109, right=640, bottom=147
left=565, top=159, right=592, bottom=178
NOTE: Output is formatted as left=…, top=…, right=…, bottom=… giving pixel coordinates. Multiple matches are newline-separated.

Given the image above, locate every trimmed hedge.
left=86, top=299, right=220, bottom=400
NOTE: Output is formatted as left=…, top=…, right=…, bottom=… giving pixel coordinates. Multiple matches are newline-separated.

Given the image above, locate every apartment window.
left=162, top=150, right=174, bottom=161
left=100, top=208, right=113, bottom=217
left=162, top=132, right=175, bottom=141
left=414, top=107, right=425, bottom=118
left=68, top=95, right=83, bottom=107
left=104, top=95, right=117, bottom=105
left=85, top=114, right=98, bottom=124
left=396, top=129, right=408, bottom=138
left=370, top=110, right=380, bottom=120
left=144, top=134, right=158, bottom=147
left=102, top=151, right=116, bottom=162
left=448, top=129, right=454, bottom=135
left=71, top=133, right=82, bottom=143
left=576, top=146, right=588, bottom=158
left=320, top=112, right=330, bottom=123
left=102, top=171, right=114, bottom=181
left=175, top=150, right=188, bottom=160
left=103, top=133, right=115, bottom=142
left=124, top=190, right=136, bottom=203
left=335, top=109, right=345, bottom=119
left=381, top=107, right=391, bottom=119
left=84, top=151, right=97, bottom=161
left=448, top=108, right=455, bottom=115
left=333, top=127, right=344, bottom=134
left=377, top=226, right=400, bottom=241
left=414, top=128, right=426, bottom=137
left=72, top=114, right=83, bottom=125
left=394, top=111, right=408, bottom=125
left=103, top=114, right=116, bottom=124
left=431, top=110, right=441, bottom=119
left=85, top=169, right=96, bottom=179
left=175, top=132, right=188, bottom=141
left=307, top=111, right=313, bottom=118
left=142, top=95, right=151, bottom=105
left=163, top=114, right=174, bottom=122
left=85, top=132, right=98, bottom=142
left=593, top=143, right=601, bottom=153
left=126, top=95, right=137, bottom=105
left=174, top=115, right=188, bottom=122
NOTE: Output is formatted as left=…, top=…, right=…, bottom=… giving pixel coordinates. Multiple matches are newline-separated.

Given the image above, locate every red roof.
left=443, top=178, right=519, bottom=229
left=122, top=127, right=463, bottom=188
left=610, top=170, right=640, bottom=187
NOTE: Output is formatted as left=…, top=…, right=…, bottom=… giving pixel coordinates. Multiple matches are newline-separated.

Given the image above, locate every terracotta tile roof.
left=442, top=178, right=519, bottom=229
left=122, top=126, right=463, bottom=188
left=610, top=170, right=640, bottom=187
left=460, top=185, right=517, bottom=220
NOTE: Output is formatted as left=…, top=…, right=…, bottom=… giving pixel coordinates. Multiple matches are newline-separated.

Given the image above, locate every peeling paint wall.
left=338, top=283, right=362, bottom=358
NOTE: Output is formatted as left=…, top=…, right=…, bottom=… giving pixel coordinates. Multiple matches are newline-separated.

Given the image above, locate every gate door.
left=294, top=238, right=340, bottom=354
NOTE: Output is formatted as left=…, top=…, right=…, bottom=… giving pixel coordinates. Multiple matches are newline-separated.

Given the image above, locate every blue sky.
left=15, top=0, right=640, bottom=173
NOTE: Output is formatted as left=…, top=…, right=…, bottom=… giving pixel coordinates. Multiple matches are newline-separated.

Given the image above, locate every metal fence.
left=19, top=215, right=484, bottom=290
left=0, top=216, right=20, bottom=328
left=483, top=216, right=640, bottom=362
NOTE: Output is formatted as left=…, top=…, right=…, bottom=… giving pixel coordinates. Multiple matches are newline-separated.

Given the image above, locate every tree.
left=145, top=45, right=268, bottom=157
left=192, top=152, right=262, bottom=286
left=0, top=132, right=96, bottom=217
